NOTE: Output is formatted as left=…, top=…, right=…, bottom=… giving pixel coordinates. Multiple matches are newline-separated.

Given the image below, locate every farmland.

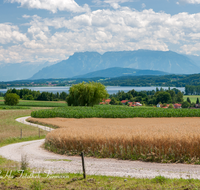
left=31, top=105, right=200, bottom=118
left=29, top=116, right=200, bottom=164
left=1, top=101, right=200, bottom=189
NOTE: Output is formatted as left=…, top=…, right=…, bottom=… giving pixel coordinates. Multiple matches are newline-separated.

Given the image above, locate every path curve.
left=0, top=116, right=200, bottom=179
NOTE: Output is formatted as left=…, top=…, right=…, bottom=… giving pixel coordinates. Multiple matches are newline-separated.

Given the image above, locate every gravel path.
left=0, top=116, right=200, bottom=179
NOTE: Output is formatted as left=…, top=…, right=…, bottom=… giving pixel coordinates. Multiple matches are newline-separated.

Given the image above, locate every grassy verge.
left=31, top=105, right=200, bottom=118
left=0, top=173, right=200, bottom=189
left=0, top=100, right=67, bottom=107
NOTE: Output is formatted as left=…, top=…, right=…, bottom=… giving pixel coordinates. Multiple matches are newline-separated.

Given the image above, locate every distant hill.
left=30, top=50, right=200, bottom=80
left=73, top=67, right=168, bottom=78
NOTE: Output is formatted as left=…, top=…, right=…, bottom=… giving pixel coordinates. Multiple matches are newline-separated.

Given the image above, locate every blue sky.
left=1, top=0, right=200, bottom=64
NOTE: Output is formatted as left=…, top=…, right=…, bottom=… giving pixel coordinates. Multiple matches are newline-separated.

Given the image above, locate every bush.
left=4, top=93, right=20, bottom=106
left=182, top=101, right=190, bottom=108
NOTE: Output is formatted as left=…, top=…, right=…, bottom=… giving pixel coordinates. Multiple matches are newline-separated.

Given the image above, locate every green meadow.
left=183, top=95, right=200, bottom=103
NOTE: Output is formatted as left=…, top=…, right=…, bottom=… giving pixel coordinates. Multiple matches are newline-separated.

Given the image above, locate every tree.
left=196, top=98, right=199, bottom=104
left=4, top=93, right=20, bottom=106
left=110, top=97, right=118, bottom=105
left=176, top=92, right=184, bottom=103
left=182, top=101, right=190, bottom=108
left=155, top=91, right=172, bottom=104
left=167, top=90, right=176, bottom=102
left=187, top=97, right=191, bottom=104
left=66, top=82, right=109, bottom=106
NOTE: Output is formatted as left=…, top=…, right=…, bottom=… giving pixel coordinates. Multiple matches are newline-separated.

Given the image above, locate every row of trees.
left=4, top=82, right=109, bottom=106
left=109, top=88, right=184, bottom=105
left=6, top=88, right=68, bottom=101
left=4, top=85, right=184, bottom=106
left=185, top=85, right=200, bottom=95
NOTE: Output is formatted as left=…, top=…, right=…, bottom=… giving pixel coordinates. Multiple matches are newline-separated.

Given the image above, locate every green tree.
left=196, top=98, right=199, bottom=104
left=4, top=93, right=20, bottom=106
left=66, top=82, right=109, bottom=106
left=110, top=97, right=118, bottom=105
left=182, top=101, right=190, bottom=108
left=168, top=104, right=174, bottom=108
left=155, top=91, right=172, bottom=104
left=176, top=92, right=184, bottom=103
left=167, top=90, right=176, bottom=102
left=187, top=97, right=191, bottom=104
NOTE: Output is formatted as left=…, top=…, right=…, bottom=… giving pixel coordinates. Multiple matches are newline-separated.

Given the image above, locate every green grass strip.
left=0, top=135, right=46, bottom=148
left=31, top=105, right=200, bottom=118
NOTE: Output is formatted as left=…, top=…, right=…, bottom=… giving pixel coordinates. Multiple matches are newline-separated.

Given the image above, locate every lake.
left=0, top=86, right=185, bottom=94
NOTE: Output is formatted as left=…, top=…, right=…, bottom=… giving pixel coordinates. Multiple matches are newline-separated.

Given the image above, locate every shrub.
left=4, top=93, right=20, bottom=106
left=182, top=101, right=190, bottom=108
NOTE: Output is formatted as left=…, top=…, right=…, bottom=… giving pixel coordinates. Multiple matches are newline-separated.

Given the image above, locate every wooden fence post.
left=20, top=129, right=22, bottom=139
left=81, top=152, right=86, bottom=179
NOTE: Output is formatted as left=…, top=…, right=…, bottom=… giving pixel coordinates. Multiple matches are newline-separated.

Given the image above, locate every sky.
left=1, top=0, right=200, bottom=64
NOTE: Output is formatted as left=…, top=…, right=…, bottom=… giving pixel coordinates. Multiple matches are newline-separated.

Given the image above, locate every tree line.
left=6, top=88, right=68, bottom=101
left=185, top=85, right=200, bottom=95
left=109, top=88, right=184, bottom=106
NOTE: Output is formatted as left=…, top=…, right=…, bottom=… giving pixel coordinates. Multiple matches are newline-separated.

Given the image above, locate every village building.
left=174, top=103, right=182, bottom=109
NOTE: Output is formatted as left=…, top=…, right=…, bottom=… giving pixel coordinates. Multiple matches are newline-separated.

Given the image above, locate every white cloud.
left=2, top=8, right=200, bottom=63
left=178, top=0, right=200, bottom=4
left=0, top=24, right=28, bottom=44
left=6, top=0, right=90, bottom=13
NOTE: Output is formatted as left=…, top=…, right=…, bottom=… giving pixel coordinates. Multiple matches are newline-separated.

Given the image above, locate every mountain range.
left=1, top=49, right=200, bottom=82
left=30, top=50, right=200, bottom=80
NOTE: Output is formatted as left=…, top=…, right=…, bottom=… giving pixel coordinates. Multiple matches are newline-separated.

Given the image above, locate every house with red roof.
left=135, top=102, right=142, bottom=106
left=174, top=103, right=182, bottom=109
left=121, top=100, right=129, bottom=105
left=100, top=99, right=111, bottom=105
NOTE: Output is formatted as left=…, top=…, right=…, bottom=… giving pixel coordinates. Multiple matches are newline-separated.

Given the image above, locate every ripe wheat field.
left=29, top=117, right=200, bottom=164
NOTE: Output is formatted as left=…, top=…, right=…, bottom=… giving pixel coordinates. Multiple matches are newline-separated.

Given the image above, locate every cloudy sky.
left=1, top=0, right=200, bottom=64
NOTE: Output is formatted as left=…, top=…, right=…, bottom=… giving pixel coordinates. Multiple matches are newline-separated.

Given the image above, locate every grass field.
left=0, top=97, right=3, bottom=100
left=0, top=109, right=47, bottom=143
left=31, top=105, right=200, bottom=118
left=0, top=100, right=67, bottom=107
left=183, top=95, right=200, bottom=103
